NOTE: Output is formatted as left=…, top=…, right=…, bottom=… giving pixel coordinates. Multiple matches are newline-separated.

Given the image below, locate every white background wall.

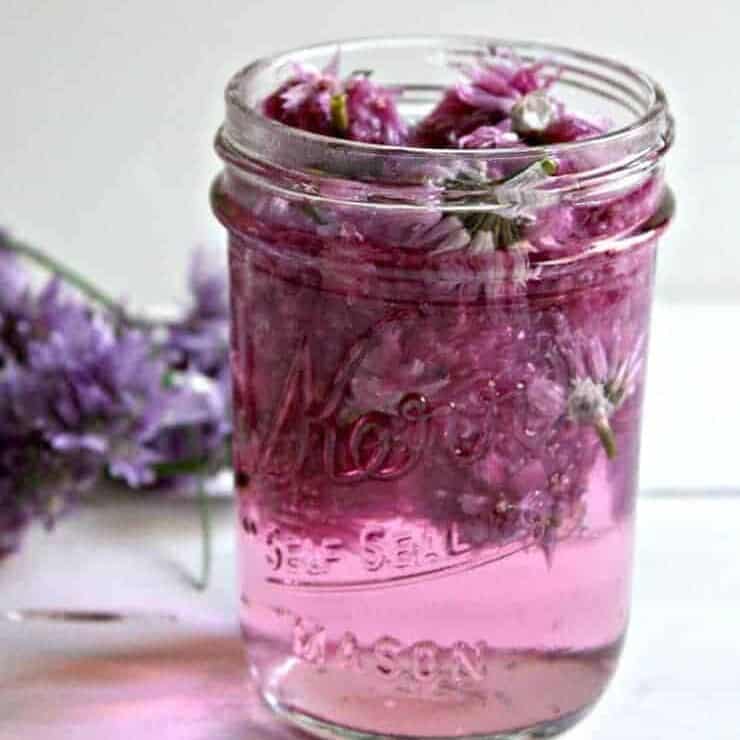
left=1, top=0, right=737, bottom=306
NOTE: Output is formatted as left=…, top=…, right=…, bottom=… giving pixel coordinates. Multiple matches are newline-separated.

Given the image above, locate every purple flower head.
left=412, top=49, right=610, bottom=149
left=0, top=363, right=102, bottom=553
left=0, top=243, right=36, bottom=365
left=412, top=50, right=558, bottom=147
left=156, top=250, right=232, bottom=480
left=459, top=121, right=521, bottom=149
left=189, top=247, right=229, bottom=322
left=152, top=371, right=230, bottom=461
left=541, top=113, right=608, bottom=143
left=263, top=55, right=407, bottom=145
left=456, top=54, right=556, bottom=112
left=411, top=90, right=492, bottom=148
left=263, top=60, right=341, bottom=138
left=23, top=299, right=170, bottom=487
left=526, top=319, right=646, bottom=459
left=0, top=242, right=235, bottom=558
left=165, top=249, right=230, bottom=379
left=341, top=74, right=408, bottom=145
left=0, top=265, right=184, bottom=496
left=0, top=245, right=31, bottom=315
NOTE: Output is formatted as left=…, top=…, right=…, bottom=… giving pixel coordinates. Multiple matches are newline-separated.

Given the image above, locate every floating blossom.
left=263, top=57, right=407, bottom=145
left=412, top=50, right=558, bottom=147
left=428, top=158, right=558, bottom=257
left=459, top=121, right=521, bottom=149
left=255, top=51, right=624, bottom=267
left=510, top=90, right=560, bottom=136
left=263, top=61, right=340, bottom=137
left=541, top=113, right=608, bottom=143
left=413, top=50, right=609, bottom=149
left=342, top=74, right=408, bottom=145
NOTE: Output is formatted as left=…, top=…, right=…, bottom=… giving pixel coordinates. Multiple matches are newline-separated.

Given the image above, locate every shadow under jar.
left=212, top=37, right=673, bottom=740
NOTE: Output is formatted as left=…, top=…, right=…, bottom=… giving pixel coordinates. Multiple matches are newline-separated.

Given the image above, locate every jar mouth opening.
left=221, top=35, right=671, bottom=162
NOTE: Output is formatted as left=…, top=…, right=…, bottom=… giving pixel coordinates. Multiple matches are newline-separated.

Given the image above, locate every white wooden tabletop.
left=1, top=489, right=738, bottom=740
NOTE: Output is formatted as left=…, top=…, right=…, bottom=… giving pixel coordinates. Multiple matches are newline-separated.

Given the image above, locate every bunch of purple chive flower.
left=0, top=231, right=231, bottom=570
left=262, top=47, right=605, bottom=149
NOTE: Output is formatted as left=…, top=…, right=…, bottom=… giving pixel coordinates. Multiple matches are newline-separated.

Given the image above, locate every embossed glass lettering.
left=412, top=641, right=440, bottom=683
left=451, top=640, right=487, bottom=683
left=373, top=636, right=403, bottom=679
left=292, top=618, right=327, bottom=667
left=338, top=631, right=363, bottom=672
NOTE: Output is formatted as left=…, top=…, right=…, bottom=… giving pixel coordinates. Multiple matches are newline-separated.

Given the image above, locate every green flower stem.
left=330, top=92, right=349, bottom=134
left=2, top=235, right=158, bottom=329
left=195, top=480, right=212, bottom=591
left=595, top=418, right=617, bottom=460
left=153, top=457, right=212, bottom=477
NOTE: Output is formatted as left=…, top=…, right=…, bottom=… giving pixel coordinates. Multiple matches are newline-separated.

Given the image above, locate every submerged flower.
left=422, top=157, right=557, bottom=264
left=566, top=377, right=617, bottom=458
left=528, top=324, right=645, bottom=459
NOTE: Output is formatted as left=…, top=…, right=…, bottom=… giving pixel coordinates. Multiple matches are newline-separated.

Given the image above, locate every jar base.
left=254, top=639, right=620, bottom=739
left=263, top=688, right=591, bottom=740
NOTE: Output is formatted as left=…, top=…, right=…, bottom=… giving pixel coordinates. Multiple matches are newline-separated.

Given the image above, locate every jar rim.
left=220, top=34, right=672, bottom=162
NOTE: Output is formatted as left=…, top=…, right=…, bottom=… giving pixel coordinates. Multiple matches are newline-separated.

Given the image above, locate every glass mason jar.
left=212, top=37, right=673, bottom=740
